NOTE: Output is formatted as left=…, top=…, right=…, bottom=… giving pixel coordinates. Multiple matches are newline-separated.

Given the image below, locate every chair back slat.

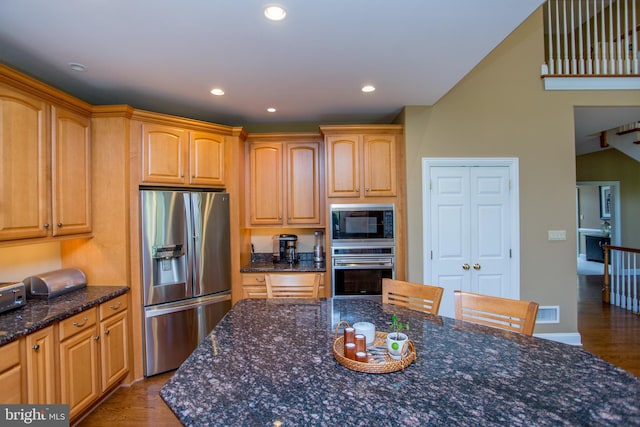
left=454, top=290, right=539, bottom=336
left=265, top=273, right=320, bottom=298
left=382, top=278, right=444, bottom=315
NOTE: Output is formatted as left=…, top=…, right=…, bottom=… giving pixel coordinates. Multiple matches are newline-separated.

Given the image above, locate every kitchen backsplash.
left=250, top=229, right=325, bottom=254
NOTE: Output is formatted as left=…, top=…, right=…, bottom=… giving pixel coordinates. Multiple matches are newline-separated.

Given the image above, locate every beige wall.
left=577, top=149, right=640, bottom=248
left=402, top=7, right=640, bottom=334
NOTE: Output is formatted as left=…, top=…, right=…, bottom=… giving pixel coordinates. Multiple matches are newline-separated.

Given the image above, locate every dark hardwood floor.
left=578, top=274, right=640, bottom=377
left=76, top=276, right=640, bottom=426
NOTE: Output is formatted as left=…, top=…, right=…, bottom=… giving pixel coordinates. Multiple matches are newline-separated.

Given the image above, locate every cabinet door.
left=100, top=310, right=129, bottom=392
left=0, top=340, right=24, bottom=404
left=60, top=327, right=100, bottom=419
left=189, top=131, right=225, bottom=186
left=363, top=134, right=396, bottom=197
left=326, top=135, right=360, bottom=198
left=141, top=123, right=187, bottom=184
left=0, top=84, right=49, bottom=241
left=249, top=143, right=282, bottom=225
left=52, top=105, right=92, bottom=236
left=286, top=142, right=321, bottom=225
left=25, top=325, right=57, bottom=404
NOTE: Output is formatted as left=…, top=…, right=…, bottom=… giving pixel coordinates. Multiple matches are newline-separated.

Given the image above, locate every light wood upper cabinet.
left=52, top=105, right=92, bottom=236
left=286, top=142, right=322, bottom=225
left=363, top=134, right=397, bottom=197
left=322, top=125, right=402, bottom=199
left=247, top=134, right=323, bottom=227
left=0, top=84, right=49, bottom=241
left=141, top=123, right=187, bottom=184
left=25, top=325, right=57, bottom=404
left=325, top=135, right=360, bottom=198
left=190, top=131, right=225, bottom=186
left=0, top=82, right=92, bottom=243
left=248, top=142, right=282, bottom=225
left=141, top=123, right=225, bottom=187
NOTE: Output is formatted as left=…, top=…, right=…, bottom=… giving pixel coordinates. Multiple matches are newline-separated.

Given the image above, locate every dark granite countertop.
left=160, top=298, right=640, bottom=426
left=0, top=285, right=129, bottom=346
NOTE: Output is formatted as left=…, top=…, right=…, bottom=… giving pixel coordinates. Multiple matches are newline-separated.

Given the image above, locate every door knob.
left=473, top=263, right=481, bottom=270
left=462, top=264, right=470, bottom=270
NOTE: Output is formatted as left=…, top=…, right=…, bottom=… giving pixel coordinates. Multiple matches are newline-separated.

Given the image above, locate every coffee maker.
left=278, top=234, right=298, bottom=264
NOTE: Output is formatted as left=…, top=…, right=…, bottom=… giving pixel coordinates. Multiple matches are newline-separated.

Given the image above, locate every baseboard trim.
left=534, top=332, right=582, bottom=346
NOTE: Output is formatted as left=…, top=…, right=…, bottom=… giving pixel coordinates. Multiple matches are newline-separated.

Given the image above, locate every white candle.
left=353, top=321, right=376, bottom=346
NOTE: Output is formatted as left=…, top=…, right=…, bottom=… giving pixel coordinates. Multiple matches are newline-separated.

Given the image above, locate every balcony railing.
left=603, top=245, right=640, bottom=314
left=543, top=0, right=639, bottom=76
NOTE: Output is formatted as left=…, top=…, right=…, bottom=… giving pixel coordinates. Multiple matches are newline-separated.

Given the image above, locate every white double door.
left=423, top=159, right=519, bottom=318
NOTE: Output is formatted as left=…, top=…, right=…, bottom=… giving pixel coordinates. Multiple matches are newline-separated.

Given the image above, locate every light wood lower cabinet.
left=59, top=308, right=100, bottom=419
left=59, top=295, right=130, bottom=419
left=0, top=340, right=24, bottom=404
left=99, top=294, right=129, bottom=392
left=242, top=272, right=326, bottom=298
left=0, top=294, right=130, bottom=416
left=25, top=325, right=57, bottom=404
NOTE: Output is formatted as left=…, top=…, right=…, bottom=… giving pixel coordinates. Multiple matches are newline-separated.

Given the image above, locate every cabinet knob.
left=109, top=301, right=122, bottom=310
left=365, top=188, right=370, bottom=192
left=32, top=344, right=40, bottom=351
left=462, top=264, right=470, bottom=270
left=43, top=223, right=49, bottom=228
left=57, top=223, right=62, bottom=228
left=473, top=263, right=481, bottom=270
left=94, top=336, right=100, bottom=341
left=104, top=329, right=110, bottom=336
left=356, top=187, right=360, bottom=192
left=255, top=277, right=265, bottom=283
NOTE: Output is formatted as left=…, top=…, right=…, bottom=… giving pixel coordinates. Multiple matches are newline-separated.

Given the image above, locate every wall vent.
left=536, top=306, right=560, bottom=324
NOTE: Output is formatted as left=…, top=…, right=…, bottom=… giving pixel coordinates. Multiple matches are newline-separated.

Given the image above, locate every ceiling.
left=574, top=106, right=640, bottom=156
left=0, top=0, right=545, bottom=129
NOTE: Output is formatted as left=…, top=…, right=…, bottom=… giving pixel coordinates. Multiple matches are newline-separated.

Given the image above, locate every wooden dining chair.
left=265, top=273, right=320, bottom=298
left=453, top=290, right=539, bottom=336
left=382, top=278, right=445, bottom=315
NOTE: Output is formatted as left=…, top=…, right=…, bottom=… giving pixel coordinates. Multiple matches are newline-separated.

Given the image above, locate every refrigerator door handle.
left=144, top=292, right=231, bottom=318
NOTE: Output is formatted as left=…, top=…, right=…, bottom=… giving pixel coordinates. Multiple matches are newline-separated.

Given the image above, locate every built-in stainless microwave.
left=330, top=204, right=394, bottom=243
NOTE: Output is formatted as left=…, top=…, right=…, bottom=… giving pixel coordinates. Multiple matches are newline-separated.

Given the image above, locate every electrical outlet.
left=548, top=230, right=566, bottom=241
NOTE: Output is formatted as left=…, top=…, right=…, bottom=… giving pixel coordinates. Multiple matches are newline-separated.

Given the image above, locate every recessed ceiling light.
left=267, top=107, right=277, bottom=113
left=69, top=63, right=87, bottom=72
left=361, top=85, right=376, bottom=93
left=210, top=88, right=225, bottom=96
left=264, top=5, right=286, bottom=21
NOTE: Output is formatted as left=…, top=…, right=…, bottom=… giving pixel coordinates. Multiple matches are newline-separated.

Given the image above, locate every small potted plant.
left=386, top=314, right=409, bottom=360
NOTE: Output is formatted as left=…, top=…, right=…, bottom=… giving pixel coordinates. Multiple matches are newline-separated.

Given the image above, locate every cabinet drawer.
left=0, top=339, right=21, bottom=372
left=59, top=307, right=97, bottom=341
left=99, top=294, right=128, bottom=320
left=242, top=273, right=266, bottom=286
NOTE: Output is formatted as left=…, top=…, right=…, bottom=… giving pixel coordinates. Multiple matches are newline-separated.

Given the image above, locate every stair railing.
left=603, top=244, right=640, bottom=314
left=543, top=0, right=639, bottom=76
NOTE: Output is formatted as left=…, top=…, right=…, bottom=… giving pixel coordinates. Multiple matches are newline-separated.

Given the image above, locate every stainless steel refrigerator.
left=140, top=189, right=232, bottom=376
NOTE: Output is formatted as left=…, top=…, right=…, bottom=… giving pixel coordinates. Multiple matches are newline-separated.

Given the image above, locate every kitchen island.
left=160, top=298, right=640, bottom=426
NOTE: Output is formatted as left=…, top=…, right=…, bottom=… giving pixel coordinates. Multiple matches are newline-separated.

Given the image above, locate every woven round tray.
left=333, top=321, right=416, bottom=374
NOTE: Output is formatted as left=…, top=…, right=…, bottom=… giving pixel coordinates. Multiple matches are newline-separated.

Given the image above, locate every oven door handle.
left=334, top=259, right=393, bottom=267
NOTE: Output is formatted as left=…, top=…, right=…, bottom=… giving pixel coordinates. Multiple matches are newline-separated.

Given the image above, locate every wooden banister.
left=602, top=245, right=640, bottom=305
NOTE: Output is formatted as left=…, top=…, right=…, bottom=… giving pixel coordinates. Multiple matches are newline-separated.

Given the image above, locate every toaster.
left=23, top=267, right=86, bottom=299
left=0, top=282, right=26, bottom=314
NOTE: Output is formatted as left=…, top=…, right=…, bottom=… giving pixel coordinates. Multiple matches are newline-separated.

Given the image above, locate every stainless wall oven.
left=330, top=204, right=395, bottom=297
